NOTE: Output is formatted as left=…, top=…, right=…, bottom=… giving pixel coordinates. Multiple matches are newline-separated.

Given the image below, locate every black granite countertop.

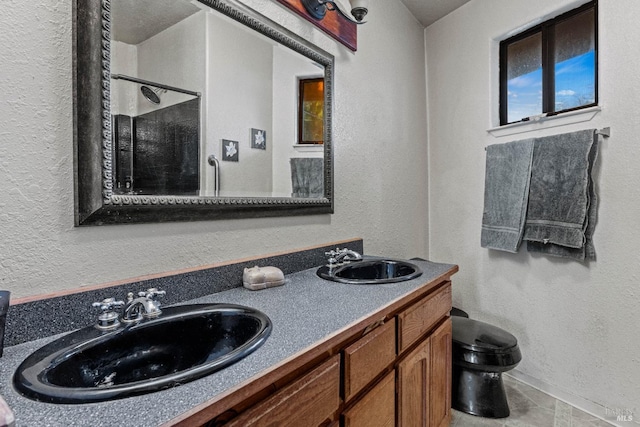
left=0, top=259, right=456, bottom=427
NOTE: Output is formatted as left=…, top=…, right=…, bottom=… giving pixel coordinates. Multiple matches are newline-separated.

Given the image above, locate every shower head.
left=140, top=85, right=163, bottom=105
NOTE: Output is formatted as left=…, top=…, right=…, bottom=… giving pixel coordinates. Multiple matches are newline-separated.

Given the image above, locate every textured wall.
left=0, top=0, right=428, bottom=299
left=207, top=12, right=274, bottom=197
left=426, top=0, right=640, bottom=417
left=136, top=12, right=206, bottom=115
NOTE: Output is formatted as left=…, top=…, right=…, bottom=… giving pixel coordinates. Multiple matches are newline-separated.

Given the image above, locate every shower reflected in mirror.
left=110, top=74, right=201, bottom=196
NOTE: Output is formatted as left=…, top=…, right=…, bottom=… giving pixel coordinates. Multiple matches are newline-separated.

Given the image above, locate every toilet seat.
left=452, top=317, right=518, bottom=352
left=452, top=317, right=522, bottom=369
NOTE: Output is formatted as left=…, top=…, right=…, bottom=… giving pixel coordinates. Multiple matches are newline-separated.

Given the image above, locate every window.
left=500, top=1, right=597, bottom=125
left=298, top=78, right=324, bottom=144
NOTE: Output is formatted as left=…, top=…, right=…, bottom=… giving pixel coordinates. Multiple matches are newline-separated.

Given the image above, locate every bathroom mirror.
left=74, top=0, right=334, bottom=225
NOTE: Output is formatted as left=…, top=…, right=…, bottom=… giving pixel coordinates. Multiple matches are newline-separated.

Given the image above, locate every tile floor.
left=451, top=375, right=615, bottom=427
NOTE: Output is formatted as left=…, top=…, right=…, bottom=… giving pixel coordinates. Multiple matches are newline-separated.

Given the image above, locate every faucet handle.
left=139, top=288, right=166, bottom=300
left=92, top=297, right=125, bottom=312
left=92, top=298, right=125, bottom=330
left=325, top=250, right=339, bottom=265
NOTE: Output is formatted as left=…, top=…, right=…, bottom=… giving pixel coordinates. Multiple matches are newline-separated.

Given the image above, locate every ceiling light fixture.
left=300, top=0, right=368, bottom=24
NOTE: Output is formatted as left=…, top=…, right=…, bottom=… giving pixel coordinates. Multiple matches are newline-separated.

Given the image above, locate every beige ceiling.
left=398, top=0, right=473, bottom=27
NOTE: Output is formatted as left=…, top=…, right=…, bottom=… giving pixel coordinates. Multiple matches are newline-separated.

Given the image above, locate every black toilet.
left=450, top=313, right=522, bottom=418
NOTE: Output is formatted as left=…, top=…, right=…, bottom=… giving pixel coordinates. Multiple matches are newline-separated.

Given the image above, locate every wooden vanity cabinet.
left=342, top=281, right=452, bottom=427
left=183, top=280, right=453, bottom=427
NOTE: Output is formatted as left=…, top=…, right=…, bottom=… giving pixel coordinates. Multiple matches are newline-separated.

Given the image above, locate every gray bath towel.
left=481, top=139, right=535, bottom=253
left=524, top=129, right=598, bottom=260
left=527, top=132, right=599, bottom=260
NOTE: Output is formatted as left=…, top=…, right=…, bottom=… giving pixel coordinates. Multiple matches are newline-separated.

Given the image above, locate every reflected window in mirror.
left=298, top=78, right=324, bottom=145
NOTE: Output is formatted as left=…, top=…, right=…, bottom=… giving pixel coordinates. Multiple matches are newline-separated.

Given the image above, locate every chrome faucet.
left=325, top=247, right=363, bottom=266
left=121, top=288, right=166, bottom=323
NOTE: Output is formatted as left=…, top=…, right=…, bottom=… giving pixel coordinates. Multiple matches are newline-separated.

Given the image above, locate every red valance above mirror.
left=275, top=0, right=357, bottom=51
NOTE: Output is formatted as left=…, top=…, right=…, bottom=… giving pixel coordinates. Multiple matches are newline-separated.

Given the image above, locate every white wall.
left=0, top=0, right=428, bottom=298
left=136, top=12, right=206, bottom=115
left=426, top=0, right=640, bottom=417
left=206, top=13, right=274, bottom=197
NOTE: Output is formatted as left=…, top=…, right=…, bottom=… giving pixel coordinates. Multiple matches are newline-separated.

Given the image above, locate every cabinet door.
left=342, top=371, right=395, bottom=427
left=429, top=318, right=452, bottom=427
left=226, top=355, right=340, bottom=427
left=397, top=337, right=430, bottom=427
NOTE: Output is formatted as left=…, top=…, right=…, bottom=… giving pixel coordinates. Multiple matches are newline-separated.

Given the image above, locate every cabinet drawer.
left=226, top=355, right=340, bottom=427
left=342, top=371, right=395, bottom=427
left=397, top=282, right=451, bottom=353
left=343, top=318, right=396, bottom=401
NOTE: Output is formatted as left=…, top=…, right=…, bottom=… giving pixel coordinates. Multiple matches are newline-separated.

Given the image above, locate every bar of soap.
left=243, top=266, right=285, bottom=291
left=0, top=396, right=15, bottom=427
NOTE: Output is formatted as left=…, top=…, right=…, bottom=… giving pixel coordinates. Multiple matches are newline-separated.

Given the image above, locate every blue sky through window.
left=507, top=50, right=595, bottom=123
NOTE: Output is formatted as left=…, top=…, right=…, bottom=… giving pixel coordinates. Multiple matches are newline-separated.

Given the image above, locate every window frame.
left=297, top=77, right=325, bottom=145
left=499, top=1, right=598, bottom=125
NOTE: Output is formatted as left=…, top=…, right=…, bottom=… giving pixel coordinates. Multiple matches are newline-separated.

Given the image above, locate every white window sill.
left=487, top=106, right=602, bottom=138
left=293, top=144, right=323, bottom=152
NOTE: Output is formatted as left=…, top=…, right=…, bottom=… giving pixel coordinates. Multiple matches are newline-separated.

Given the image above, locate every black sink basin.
left=14, top=304, right=272, bottom=404
left=317, top=258, right=422, bottom=284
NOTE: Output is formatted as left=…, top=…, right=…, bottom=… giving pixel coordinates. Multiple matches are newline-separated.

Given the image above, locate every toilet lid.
left=452, top=316, right=518, bottom=353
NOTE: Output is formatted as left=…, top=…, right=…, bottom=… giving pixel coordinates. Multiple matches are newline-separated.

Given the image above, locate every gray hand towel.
left=290, top=158, right=324, bottom=198
left=524, top=129, right=598, bottom=259
left=481, top=139, right=535, bottom=253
